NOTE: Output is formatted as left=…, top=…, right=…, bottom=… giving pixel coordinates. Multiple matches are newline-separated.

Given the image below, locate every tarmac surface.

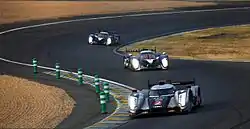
left=1, top=4, right=250, bottom=129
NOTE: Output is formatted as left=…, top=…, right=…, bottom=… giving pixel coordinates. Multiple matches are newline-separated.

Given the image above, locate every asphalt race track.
left=1, top=6, right=250, bottom=129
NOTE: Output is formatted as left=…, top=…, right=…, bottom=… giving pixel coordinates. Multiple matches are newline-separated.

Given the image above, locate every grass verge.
left=119, top=24, right=250, bottom=62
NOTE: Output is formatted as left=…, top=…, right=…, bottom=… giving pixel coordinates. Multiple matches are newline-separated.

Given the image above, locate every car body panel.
left=128, top=79, right=202, bottom=118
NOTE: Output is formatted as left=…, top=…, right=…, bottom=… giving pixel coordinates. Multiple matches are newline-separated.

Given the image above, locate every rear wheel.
left=115, top=36, right=120, bottom=44
left=183, top=100, right=192, bottom=114
left=129, top=113, right=137, bottom=119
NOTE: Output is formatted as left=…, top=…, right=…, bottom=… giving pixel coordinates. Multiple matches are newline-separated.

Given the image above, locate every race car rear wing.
left=125, top=47, right=157, bottom=53
left=147, top=79, right=171, bottom=89
left=171, top=79, right=196, bottom=86
left=147, top=78, right=196, bottom=89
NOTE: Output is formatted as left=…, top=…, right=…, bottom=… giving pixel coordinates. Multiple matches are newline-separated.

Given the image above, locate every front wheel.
left=182, top=100, right=192, bottom=114
left=129, top=113, right=137, bottom=119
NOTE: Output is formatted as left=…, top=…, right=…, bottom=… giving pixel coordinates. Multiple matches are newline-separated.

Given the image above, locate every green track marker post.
left=77, top=68, right=83, bottom=85
left=94, top=75, right=100, bottom=93
left=55, top=63, right=60, bottom=79
left=103, top=82, right=110, bottom=102
left=32, top=58, right=38, bottom=74
left=100, top=92, right=107, bottom=114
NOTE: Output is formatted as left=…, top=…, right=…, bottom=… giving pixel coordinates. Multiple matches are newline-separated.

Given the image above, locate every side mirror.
left=162, top=52, right=166, bottom=55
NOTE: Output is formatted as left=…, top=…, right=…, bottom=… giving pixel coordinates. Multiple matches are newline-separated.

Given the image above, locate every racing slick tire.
left=129, top=113, right=137, bottom=119
left=116, top=36, right=121, bottom=44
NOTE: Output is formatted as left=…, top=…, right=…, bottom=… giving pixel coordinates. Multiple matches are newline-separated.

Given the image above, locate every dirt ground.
left=120, top=24, right=250, bottom=61
left=0, top=1, right=215, bottom=24
left=0, top=75, right=76, bottom=128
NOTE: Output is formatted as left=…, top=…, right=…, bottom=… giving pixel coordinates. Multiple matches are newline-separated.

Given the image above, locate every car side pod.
left=128, top=90, right=140, bottom=118
left=179, top=92, right=194, bottom=114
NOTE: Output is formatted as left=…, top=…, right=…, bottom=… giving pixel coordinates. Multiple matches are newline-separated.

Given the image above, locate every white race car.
left=123, top=48, right=169, bottom=71
left=88, top=31, right=120, bottom=46
left=128, top=79, right=202, bottom=118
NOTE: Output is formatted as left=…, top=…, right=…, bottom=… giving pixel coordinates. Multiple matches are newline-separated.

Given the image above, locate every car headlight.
left=178, top=92, right=187, bottom=107
left=161, top=58, right=168, bottom=67
left=128, top=96, right=138, bottom=110
left=131, top=58, right=140, bottom=69
left=88, top=36, right=93, bottom=43
left=107, top=37, right=112, bottom=45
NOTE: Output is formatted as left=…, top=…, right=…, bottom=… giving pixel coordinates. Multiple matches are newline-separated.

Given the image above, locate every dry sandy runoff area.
left=0, top=75, right=76, bottom=128
left=0, top=1, right=215, bottom=24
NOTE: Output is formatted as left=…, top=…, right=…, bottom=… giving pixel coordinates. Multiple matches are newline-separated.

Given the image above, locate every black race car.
left=88, top=31, right=120, bottom=46
left=123, top=48, right=169, bottom=71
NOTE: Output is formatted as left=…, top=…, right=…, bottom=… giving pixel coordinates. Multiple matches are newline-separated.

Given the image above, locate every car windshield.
left=140, top=53, right=156, bottom=59
left=149, top=88, right=175, bottom=96
left=100, top=32, right=108, bottom=34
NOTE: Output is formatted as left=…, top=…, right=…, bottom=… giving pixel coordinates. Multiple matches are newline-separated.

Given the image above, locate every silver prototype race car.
left=123, top=48, right=169, bottom=71
left=128, top=79, right=202, bottom=118
left=88, top=31, right=120, bottom=46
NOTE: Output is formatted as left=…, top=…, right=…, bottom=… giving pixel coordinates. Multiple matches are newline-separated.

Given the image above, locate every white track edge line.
left=0, top=57, right=135, bottom=90
left=42, top=71, right=122, bottom=129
